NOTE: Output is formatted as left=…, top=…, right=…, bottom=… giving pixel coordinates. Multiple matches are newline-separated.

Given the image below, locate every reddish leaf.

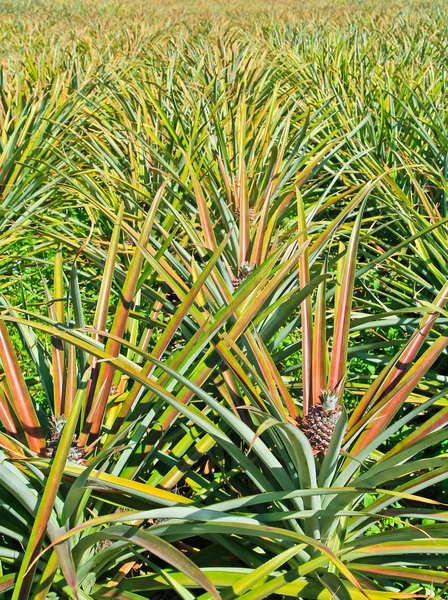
left=297, top=189, right=312, bottom=416
left=352, top=336, right=448, bottom=454
left=0, top=320, right=43, bottom=453
left=328, top=206, right=364, bottom=391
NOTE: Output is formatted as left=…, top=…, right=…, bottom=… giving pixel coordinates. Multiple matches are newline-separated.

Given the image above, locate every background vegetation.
left=0, top=0, right=447, bottom=598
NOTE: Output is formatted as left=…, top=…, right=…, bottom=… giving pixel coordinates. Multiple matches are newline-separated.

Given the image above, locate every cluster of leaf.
left=0, top=1, right=448, bottom=599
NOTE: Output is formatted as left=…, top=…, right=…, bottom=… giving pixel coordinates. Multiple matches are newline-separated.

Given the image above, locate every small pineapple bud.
left=45, top=438, right=60, bottom=458
left=231, top=275, right=244, bottom=289
left=67, top=440, right=85, bottom=464
left=240, top=262, right=254, bottom=277
left=45, top=415, right=85, bottom=464
left=234, top=207, right=256, bottom=225
left=49, top=416, right=67, bottom=439
left=97, top=539, right=113, bottom=551
left=231, top=263, right=255, bottom=289
left=249, top=208, right=256, bottom=226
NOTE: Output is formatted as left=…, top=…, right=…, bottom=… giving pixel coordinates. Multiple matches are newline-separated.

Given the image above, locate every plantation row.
left=0, top=1, right=447, bottom=598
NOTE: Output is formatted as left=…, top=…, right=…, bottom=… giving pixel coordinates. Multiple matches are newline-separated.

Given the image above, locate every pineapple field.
left=0, top=0, right=448, bottom=598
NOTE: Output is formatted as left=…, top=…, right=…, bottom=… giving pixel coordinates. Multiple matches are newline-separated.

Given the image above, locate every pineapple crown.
left=319, top=389, right=340, bottom=412
left=50, top=415, right=67, bottom=435
left=240, top=262, right=254, bottom=276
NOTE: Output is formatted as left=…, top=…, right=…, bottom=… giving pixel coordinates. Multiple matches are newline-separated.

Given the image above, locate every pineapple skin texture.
left=302, top=403, right=343, bottom=453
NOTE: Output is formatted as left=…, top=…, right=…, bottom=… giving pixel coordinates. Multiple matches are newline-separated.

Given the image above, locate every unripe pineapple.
left=302, top=389, right=343, bottom=453
left=234, top=207, right=256, bottom=225
left=97, top=539, right=113, bottom=551
left=231, top=262, right=255, bottom=289
left=45, top=415, right=85, bottom=464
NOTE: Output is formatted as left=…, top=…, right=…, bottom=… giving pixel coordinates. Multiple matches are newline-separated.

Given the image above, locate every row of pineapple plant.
left=1, top=180, right=446, bottom=598
left=0, top=2, right=448, bottom=598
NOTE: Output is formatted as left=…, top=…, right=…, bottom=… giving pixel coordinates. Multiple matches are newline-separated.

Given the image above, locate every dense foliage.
left=0, top=1, right=447, bottom=598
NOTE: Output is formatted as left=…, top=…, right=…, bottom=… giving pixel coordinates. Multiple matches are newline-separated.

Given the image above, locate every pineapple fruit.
left=302, top=389, right=343, bottom=453
left=231, top=262, right=255, bottom=289
left=45, top=415, right=85, bottom=464
left=234, top=206, right=256, bottom=225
